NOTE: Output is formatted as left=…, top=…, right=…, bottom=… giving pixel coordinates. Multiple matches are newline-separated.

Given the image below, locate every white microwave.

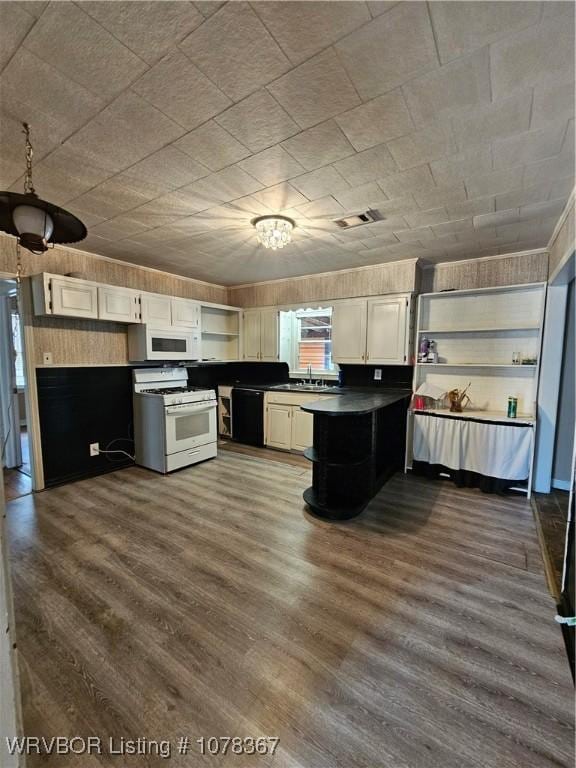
left=128, top=325, right=201, bottom=361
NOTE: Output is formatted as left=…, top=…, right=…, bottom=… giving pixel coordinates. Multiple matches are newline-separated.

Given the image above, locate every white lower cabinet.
left=98, top=286, right=140, bottom=323
left=265, top=393, right=316, bottom=452
left=266, top=404, right=293, bottom=450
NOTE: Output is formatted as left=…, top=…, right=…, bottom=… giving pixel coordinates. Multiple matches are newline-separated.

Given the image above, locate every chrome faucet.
left=307, top=363, right=312, bottom=383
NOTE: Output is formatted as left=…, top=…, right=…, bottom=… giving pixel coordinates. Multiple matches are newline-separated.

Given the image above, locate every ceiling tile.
left=335, top=90, right=415, bottom=152
left=15, top=144, right=113, bottom=205
left=121, top=146, right=210, bottom=190
left=473, top=208, right=522, bottom=230
left=429, top=0, right=541, bottom=64
left=394, top=226, right=436, bottom=243
left=81, top=1, right=204, bottom=65
left=520, top=197, right=567, bottom=221
left=366, top=2, right=400, bottom=18
left=215, top=89, right=299, bottom=153
left=23, top=1, right=148, bottom=100
left=531, top=81, right=575, bottom=131
left=194, top=2, right=226, bottom=19
left=386, top=120, right=456, bottom=171
left=371, top=195, right=419, bottom=216
left=492, top=125, right=566, bottom=170
left=336, top=2, right=438, bottom=101
left=431, top=218, right=474, bottom=237
left=452, top=90, right=532, bottom=150
left=66, top=91, right=185, bottom=173
left=179, top=2, right=290, bottom=101
left=130, top=189, right=211, bottom=220
left=181, top=165, right=263, bottom=204
left=131, top=51, right=231, bottom=130
left=0, top=47, right=103, bottom=137
left=465, top=166, right=524, bottom=199
left=549, top=177, right=574, bottom=200
left=402, top=47, right=491, bottom=128
left=377, top=165, right=436, bottom=198
left=0, top=2, right=35, bottom=72
left=334, top=144, right=397, bottom=187
left=491, top=14, right=575, bottom=101
left=281, top=120, right=355, bottom=171
left=495, top=182, right=552, bottom=211
left=252, top=183, right=308, bottom=211
left=90, top=215, right=156, bottom=241
left=523, top=151, right=575, bottom=188
left=71, top=175, right=166, bottom=220
left=414, top=182, right=467, bottom=210
left=267, top=48, right=360, bottom=130
left=290, top=166, right=350, bottom=201
left=174, top=121, right=251, bottom=171
left=404, top=207, right=450, bottom=228
left=332, top=183, right=388, bottom=212
left=295, top=195, right=345, bottom=219
left=430, top=146, right=492, bottom=187
left=253, top=1, right=370, bottom=65
left=238, top=145, right=305, bottom=186
left=445, top=196, right=495, bottom=219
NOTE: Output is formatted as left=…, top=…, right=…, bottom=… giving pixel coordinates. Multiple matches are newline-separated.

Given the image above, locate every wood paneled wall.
left=548, top=195, right=575, bottom=279
left=228, top=259, right=420, bottom=308
left=0, top=235, right=228, bottom=367
left=420, top=250, right=548, bottom=293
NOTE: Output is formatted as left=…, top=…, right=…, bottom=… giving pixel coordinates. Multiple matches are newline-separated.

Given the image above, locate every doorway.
left=0, top=278, right=32, bottom=500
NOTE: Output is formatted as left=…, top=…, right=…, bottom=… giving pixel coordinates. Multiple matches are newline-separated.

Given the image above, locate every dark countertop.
left=301, top=388, right=411, bottom=416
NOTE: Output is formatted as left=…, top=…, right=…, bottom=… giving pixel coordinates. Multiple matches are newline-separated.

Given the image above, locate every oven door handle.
left=165, top=402, right=216, bottom=415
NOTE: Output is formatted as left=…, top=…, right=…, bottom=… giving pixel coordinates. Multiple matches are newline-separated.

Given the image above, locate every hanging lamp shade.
left=0, top=123, right=87, bottom=254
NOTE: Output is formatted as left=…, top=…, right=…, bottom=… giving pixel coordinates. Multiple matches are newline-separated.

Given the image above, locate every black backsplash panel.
left=37, top=367, right=134, bottom=488
left=339, top=364, right=414, bottom=389
left=187, top=361, right=289, bottom=387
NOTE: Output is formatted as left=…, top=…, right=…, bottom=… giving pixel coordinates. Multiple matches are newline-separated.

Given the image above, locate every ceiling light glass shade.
left=13, top=204, right=54, bottom=241
left=253, top=215, right=294, bottom=250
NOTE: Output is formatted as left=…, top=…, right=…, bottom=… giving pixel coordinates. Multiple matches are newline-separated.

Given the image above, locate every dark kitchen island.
left=302, top=389, right=411, bottom=520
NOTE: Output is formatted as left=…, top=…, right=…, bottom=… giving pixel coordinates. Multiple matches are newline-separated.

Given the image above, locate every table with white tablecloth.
left=412, top=411, right=534, bottom=494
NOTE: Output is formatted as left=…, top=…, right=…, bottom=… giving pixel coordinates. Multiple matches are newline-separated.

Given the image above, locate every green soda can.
left=507, top=397, right=518, bottom=418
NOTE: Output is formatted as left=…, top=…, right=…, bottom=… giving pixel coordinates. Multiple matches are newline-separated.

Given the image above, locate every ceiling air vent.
left=333, top=209, right=384, bottom=229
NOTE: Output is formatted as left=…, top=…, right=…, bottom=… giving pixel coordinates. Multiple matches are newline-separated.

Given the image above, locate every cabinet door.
left=291, top=407, right=314, bottom=452
left=332, top=300, right=367, bottom=364
left=140, top=294, right=172, bottom=325
left=50, top=277, right=98, bottom=319
left=242, top=309, right=261, bottom=360
left=98, top=286, right=139, bottom=323
left=171, top=298, right=200, bottom=328
left=260, top=308, right=279, bottom=361
left=366, top=296, right=408, bottom=364
left=265, top=404, right=292, bottom=450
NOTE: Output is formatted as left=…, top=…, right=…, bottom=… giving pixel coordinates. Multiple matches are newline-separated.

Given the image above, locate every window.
left=11, top=311, right=25, bottom=388
left=279, top=306, right=334, bottom=375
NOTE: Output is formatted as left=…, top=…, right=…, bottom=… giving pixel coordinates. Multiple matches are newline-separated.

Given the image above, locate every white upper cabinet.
left=50, top=277, right=98, bottom=319
left=242, top=309, right=261, bottom=360
left=171, top=297, right=200, bottom=328
left=260, top=308, right=279, bottom=361
left=242, top=308, right=279, bottom=361
left=332, top=300, right=368, bottom=364
left=97, top=285, right=140, bottom=324
left=140, top=294, right=172, bottom=325
left=366, top=296, right=408, bottom=364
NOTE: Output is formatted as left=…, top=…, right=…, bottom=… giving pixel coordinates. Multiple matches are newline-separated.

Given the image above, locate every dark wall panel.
left=36, top=367, right=134, bottom=487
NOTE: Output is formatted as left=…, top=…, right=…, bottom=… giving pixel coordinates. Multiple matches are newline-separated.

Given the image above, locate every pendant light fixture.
left=252, top=215, right=295, bottom=250
left=0, top=123, right=87, bottom=255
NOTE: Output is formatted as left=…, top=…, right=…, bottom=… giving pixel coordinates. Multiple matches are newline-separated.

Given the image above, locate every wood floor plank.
left=6, top=453, right=574, bottom=767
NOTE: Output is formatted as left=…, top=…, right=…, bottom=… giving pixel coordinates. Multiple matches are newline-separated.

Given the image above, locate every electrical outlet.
left=89, top=443, right=99, bottom=457
left=43, top=352, right=53, bottom=365
left=374, top=368, right=382, bottom=381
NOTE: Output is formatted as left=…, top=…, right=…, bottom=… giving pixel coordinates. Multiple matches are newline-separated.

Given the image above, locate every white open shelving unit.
left=200, top=303, right=242, bottom=362
left=406, top=282, right=547, bottom=497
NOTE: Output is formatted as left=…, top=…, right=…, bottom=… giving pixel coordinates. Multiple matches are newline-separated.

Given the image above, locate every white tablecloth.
left=413, top=413, right=533, bottom=480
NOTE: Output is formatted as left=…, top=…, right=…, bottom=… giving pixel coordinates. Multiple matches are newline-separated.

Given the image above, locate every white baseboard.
left=552, top=478, right=571, bottom=491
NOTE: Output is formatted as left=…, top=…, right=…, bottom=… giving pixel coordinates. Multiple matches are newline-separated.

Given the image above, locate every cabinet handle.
left=366, top=352, right=369, bottom=361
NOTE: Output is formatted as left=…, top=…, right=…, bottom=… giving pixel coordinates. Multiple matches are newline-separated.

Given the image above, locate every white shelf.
left=201, top=330, right=240, bottom=336
left=416, top=363, right=537, bottom=369
left=418, top=326, right=540, bottom=334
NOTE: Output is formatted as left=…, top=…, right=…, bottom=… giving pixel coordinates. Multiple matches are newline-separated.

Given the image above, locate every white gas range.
left=133, top=368, right=217, bottom=474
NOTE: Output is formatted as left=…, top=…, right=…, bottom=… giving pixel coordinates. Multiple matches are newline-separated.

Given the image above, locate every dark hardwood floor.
left=6, top=451, right=574, bottom=767
left=533, top=489, right=571, bottom=599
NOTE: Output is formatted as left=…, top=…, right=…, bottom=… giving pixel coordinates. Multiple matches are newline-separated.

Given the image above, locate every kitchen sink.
left=270, top=383, right=337, bottom=393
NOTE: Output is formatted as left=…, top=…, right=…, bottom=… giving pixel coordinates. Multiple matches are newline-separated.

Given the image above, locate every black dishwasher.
left=231, top=388, right=265, bottom=447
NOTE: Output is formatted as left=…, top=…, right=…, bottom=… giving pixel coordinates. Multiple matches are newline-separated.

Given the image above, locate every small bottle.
left=507, top=397, right=518, bottom=418
left=419, top=336, right=429, bottom=363
left=427, top=340, right=438, bottom=363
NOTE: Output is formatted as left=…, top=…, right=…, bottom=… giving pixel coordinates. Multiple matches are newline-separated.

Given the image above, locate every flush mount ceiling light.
left=252, top=215, right=295, bottom=250
left=0, top=123, right=87, bottom=255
